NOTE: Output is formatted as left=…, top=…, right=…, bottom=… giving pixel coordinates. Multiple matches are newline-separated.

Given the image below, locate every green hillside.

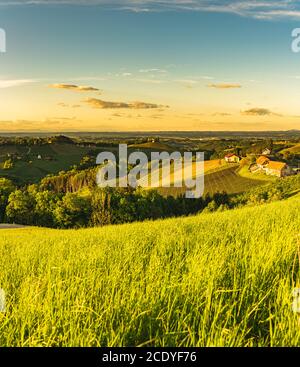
left=0, top=195, right=300, bottom=346
left=0, top=144, right=94, bottom=183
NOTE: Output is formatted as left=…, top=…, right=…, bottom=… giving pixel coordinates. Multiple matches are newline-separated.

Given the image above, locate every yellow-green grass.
left=0, top=196, right=300, bottom=346
left=166, top=159, right=228, bottom=183
left=237, top=164, right=277, bottom=183
left=156, top=165, right=266, bottom=197
left=280, top=144, right=300, bottom=155
left=143, top=159, right=227, bottom=192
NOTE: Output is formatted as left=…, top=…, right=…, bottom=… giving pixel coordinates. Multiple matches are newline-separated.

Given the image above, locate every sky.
left=1, top=0, right=300, bottom=132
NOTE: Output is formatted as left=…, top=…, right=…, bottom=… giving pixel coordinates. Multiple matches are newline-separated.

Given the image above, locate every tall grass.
left=0, top=196, right=299, bottom=346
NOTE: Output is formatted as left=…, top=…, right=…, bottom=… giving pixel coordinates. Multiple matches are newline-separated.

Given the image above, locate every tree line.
left=0, top=172, right=299, bottom=229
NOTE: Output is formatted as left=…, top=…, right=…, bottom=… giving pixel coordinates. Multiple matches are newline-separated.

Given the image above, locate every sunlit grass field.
left=0, top=195, right=300, bottom=346
left=157, top=165, right=267, bottom=197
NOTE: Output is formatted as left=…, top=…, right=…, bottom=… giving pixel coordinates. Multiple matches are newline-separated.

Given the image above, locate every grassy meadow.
left=0, top=195, right=300, bottom=346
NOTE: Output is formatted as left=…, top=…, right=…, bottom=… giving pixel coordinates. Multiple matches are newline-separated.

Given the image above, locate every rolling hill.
left=280, top=144, right=300, bottom=155
left=154, top=163, right=268, bottom=197
left=0, top=195, right=299, bottom=346
left=0, top=143, right=95, bottom=183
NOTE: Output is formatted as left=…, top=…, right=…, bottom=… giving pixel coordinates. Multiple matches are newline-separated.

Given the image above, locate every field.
left=156, top=164, right=267, bottom=197
left=237, top=164, right=276, bottom=181
left=279, top=144, right=300, bottom=155
left=204, top=165, right=266, bottom=194
left=0, top=195, right=300, bottom=346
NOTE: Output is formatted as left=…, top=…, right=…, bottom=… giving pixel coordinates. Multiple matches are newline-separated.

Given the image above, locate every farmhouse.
left=256, top=156, right=270, bottom=169
left=264, top=161, right=292, bottom=178
left=262, top=148, right=272, bottom=155
left=225, top=153, right=240, bottom=163
left=256, top=156, right=293, bottom=177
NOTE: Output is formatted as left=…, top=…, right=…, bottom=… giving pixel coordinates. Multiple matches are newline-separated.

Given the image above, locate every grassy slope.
left=0, top=144, right=93, bottom=183
left=157, top=164, right=267, bottom=197
left=0, top=195, right=300, bottom=346
left=280, top=144, right=300, bottom=155
left=237, top=164, right=277, bottom=182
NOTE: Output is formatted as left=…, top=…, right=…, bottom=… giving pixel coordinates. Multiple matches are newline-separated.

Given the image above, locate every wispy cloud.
left=2, top=1, right=300, bottom=20
left=58, top=102, right=82, bottom=108
left=241, top=107, right=282, bottom=116
left=132, top=78, right=166, bottom=84
left=0, top=79, right=36, bottom=88
left=139, top=68, right=167, bottom=73
left=49, top=83, right=100, bottom=92
left=207, top=83, right=242, bottom=89
left=175, top=79, right=199, bottom=85
left=83, top=97, right=168, bottom=109
left=0, top=117, right=82, bottom=131
left=212, top=112, right=232, bottom=116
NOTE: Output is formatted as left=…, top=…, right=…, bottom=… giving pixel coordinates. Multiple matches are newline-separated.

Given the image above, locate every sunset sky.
left=1, top=0, right=300, bottom=131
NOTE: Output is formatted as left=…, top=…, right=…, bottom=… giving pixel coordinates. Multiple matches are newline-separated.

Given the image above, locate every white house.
left=262, top=148, right=271, bottom=155
left=225, top=153, right=240, bottom=163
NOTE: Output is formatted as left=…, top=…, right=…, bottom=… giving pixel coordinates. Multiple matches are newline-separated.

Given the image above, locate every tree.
left=34, top=190, right=59, bottom=227
left=54, top=193, right=91, bottom=228
left=5, top=190, right=36, bottom=225
left=90, top=188, right=112, bottom=226
left=0, top=178, right=15, bottom=222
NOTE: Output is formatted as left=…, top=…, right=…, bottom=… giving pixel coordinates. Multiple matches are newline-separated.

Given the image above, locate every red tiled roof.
left=266, top=161, right=286, bottom=171
left=256, top=156, right=270, bottom=166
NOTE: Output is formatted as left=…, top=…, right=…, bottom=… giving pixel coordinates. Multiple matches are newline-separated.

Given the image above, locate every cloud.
left=139, top=68, right=167, bottom=73
left=51, top=116, right=78, bottom=121
left=83, top=98, right=168, bottom=109
left=58, top=102, right=82, bottom=108
left=49, top=83, right=100, bottom=92
left=0, top=79, right=36, bottom=88
left=2, top=1, right=300, bottom=20
left=0, top=117, right=82, bottom=131
left=212, top=112, right=232, bottom=116
left=175, top=79, right=198, bottom=85
left=207, top=83, right=242, bottom=89
left=132, top=78, right=165, bottom=84
left=200, top=75, right=215, bottom=80
left=241, top=108, right=282, bottom=116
